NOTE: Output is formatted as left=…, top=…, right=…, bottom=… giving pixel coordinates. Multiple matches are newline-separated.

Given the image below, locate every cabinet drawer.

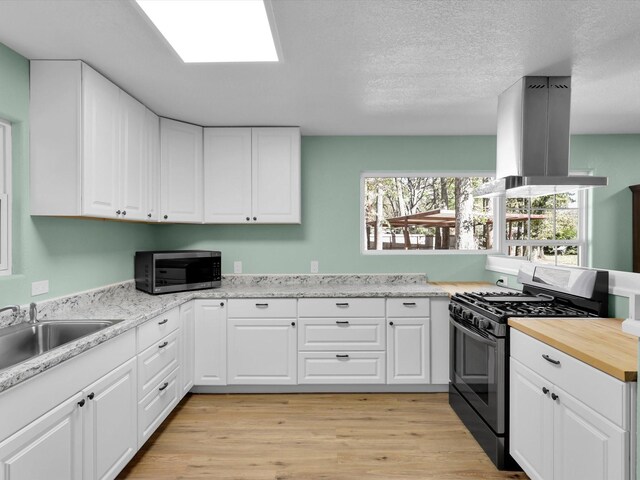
left=227, top=298, right=296, bottom=318
left=386, top=298, right=430, bottom=317
left=138, top=367, right=179, bottom=445
left=297, top=352, right=385, bottom=384
left=137, top=307, right=180, bottom=352
left=298, top=318, right=386, bottom=351
left=137, top=330, right=180, bottom=399
left=511, top=329, right=628, bottom=428
left=298, top=298, right=385, bottom=318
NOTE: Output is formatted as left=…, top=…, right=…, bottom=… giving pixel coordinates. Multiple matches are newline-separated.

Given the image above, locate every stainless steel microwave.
left=134, top=250, right=221, bottom=294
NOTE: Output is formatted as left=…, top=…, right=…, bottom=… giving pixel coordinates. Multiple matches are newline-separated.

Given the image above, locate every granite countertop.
left=509, top=318, right=638, bottom=382
left=0, top=274, right=449, bottom=393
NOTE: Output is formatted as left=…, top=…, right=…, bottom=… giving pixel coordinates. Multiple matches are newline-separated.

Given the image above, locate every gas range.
left=449, top=290, right=600, bottom=337
left=448, top=265, right=609, bottom=471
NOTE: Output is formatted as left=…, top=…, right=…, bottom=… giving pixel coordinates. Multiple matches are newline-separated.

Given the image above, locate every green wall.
left=571, top=135, right=640, bottom=271
left=0, top=43, right=158, bottom=306
left=159, top=136, right=498, bottom=280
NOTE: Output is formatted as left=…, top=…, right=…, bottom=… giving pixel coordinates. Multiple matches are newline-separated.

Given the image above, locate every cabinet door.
left=387, top=317, right=430, bottom=384
left=251, top=127, right=301, bottom=224
left=509, top=359, right=554, bottom=480
left=119, top=91, right=147, bottom=221
left=83, top=357, right=137, bottom=480
left=145, top=109, right=160, bottom=221
left=180, top=301, right=196, bottom=395
left=82, top=64, right=120, bottom=219
left=203, top=128, right=252, bottom=223
left=227, top=318, right=297, bottom=385
left=194, top=300, right=227, bottom=386
left=553, top=386, right=627, bottom=480
left=160, top=118, right=203, bottom=223
left=0, top=392, right=83, bottom=480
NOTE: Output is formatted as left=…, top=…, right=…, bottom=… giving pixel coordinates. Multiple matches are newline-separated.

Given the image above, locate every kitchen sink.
left=0, top=319, right=124, bottom=372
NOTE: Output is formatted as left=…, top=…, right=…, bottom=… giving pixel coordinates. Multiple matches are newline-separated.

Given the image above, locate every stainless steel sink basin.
left=0, top=320, right=124, bottom=372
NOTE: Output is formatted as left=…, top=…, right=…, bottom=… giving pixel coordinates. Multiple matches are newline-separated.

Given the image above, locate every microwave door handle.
left=449, top=316, right=497, bottom=347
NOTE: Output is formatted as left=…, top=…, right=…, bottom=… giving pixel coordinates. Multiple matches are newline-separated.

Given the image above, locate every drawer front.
left=137, top=329, right=180, bottom=399
left=386, top=298, right=430, bottom=317
left=297, top=352, right=385, bottom=384
left=138, top=367, right=180, bottom=445
left=511, top=329, right=627, bottom=428
left=298, top=318, right=386, bottom=351
left=298, top=298, right=385, bottom=318
left=511, top=328, right=565, bottom=386
left=227, top=298, right=297, bottom=318
left=137, top=307, right=180, bottom=352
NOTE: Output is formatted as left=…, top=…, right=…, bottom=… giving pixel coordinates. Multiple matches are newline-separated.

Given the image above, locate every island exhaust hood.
left=474, top=76, right=608, bottom=197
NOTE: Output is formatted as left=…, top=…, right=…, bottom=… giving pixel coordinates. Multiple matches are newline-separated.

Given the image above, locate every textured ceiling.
left=0, top=0, right=639, bottom=135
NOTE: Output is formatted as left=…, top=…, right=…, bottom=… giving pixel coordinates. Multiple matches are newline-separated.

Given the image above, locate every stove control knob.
left=479, top=319, right=490, bottom=330
left=463, top=311, right=472, bottom=321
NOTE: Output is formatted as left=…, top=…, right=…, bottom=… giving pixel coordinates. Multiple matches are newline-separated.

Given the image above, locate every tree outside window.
left=363, top=176, right=494, bottom=252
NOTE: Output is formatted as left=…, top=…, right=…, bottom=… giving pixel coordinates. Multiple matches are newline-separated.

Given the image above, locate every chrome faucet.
left=29, top=303, right=38, bottom=324
left=0, top=305, right=20, bottom=316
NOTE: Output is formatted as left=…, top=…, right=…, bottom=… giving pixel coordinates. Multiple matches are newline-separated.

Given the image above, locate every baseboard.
left=190, top=384, right=449, bottom=394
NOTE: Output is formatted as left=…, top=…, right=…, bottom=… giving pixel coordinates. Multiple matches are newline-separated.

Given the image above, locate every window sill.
left=362, top=249, right=499, bottom=256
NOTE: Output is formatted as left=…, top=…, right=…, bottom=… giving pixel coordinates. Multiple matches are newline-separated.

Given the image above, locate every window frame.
left=0, top=119, right=12, bottom=275
left=360, top=171, right=500, bottom=255
left=500, top=186, right=589, bottom=267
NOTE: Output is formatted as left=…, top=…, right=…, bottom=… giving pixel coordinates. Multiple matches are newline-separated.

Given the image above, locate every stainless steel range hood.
left=475, top=76, right=608, bottom=198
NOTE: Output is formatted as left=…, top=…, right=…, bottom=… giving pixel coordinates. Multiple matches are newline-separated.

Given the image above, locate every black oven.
left=450, top=315, right=505, bottom=434
left=135, top=250, right=221, bottom=294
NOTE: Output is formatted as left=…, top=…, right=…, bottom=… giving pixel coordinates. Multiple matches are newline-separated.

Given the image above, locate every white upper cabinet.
left=119, top=91, right=147, bottom=221
left=160, top=118, right=203, bottom=223
left=30, top=60, right=154, bottom=221
left=82, top=65, right=121, bottom=218
left=251, top=128, right=301, bottom=224
left=203, top=128, right=252, bottom=223
left=144, top=109, right=160, bottom=222
left=203, top=127, right=301, bottom=224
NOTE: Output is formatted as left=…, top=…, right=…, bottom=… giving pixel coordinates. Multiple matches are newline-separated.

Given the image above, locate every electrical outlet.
left=233, top=261, right=242, bottom=274
left=498, top=275, right=508, bottom=287
left=310, top=260, right=319, bottom=273
left=32, top=280, right=49, bottom=296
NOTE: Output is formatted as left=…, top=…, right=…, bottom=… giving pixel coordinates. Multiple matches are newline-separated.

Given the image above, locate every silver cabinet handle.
left=336, top=303, right=349, bottom=307
left=403, top=302, right=417, bottom=306
left=158, top=382, right=169, bottom=391
left=336, top=320, right=349, bottom=325
left=336, top=354, right=349, bottom=358
left=158, top=341, right=168, bottom=349
left=158, top=318, right=169, bottom=325
left=255, top=303, right=269, bottom=308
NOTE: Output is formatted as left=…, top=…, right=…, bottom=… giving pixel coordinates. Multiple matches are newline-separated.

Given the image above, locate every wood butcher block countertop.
left=509, top=318, right=638, bottom=382
left=430, top=281, right=504, bottom=296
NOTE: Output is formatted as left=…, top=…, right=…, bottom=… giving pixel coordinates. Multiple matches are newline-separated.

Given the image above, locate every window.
left=0, top=119, right=11, bottom=274
left=362, top=174, right=496, bottom=253
left=504, top=190, right=586, bottom=267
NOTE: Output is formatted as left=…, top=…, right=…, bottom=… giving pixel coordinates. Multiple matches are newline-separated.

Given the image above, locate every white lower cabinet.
left=298, top=351, right=385, bottom=384
left=0, top=392, right=84, bottom=480
left=138, top=368, right=180, bottom=445
left=510, top=329, right=633, bottom=480
left=83, top=358, right=137, bottom=480
left=227, top=318, right=297, bottom=385
left=194, top=300, right=227, bottom=386
left=386, top=317, right=430, bottom=384
left=0, top=357, right=137, bottom=480
left=135, top=309, right=182, bottom=445
left=179, top=301, right=196, bottom=395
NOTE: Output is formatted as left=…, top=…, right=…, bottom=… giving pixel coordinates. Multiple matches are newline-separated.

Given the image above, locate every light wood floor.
left=118, top=393, right=529, bottom=480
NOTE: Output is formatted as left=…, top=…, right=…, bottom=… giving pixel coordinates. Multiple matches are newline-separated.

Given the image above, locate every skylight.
left=136, top=0, right=279, bottom=63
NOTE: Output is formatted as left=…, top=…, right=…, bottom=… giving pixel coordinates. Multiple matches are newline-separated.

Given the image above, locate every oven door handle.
left=449, top=316, right=497, bottom=347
